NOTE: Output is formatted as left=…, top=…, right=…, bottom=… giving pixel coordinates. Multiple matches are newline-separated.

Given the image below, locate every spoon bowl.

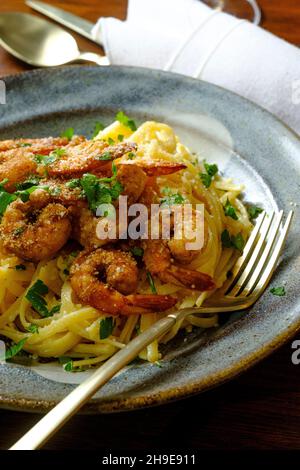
left=0, top=12, right=108, bottom=67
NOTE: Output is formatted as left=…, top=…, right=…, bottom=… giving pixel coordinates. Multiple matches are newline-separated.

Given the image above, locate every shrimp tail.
left=161, top=266, right=215, bottom=292
left=120, top=160, right=186, bottom=176
left=125, top=294, right=177, bottom=312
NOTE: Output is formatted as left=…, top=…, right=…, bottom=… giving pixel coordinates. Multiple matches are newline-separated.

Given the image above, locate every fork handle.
left=10, top=314, right=177, bottom=450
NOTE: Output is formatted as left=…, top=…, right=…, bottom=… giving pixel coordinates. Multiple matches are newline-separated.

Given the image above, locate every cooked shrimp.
left=117, top=159, right=187, bottom=177
left=70, top=248, right=177, bottom=315
left=0, top=148, right=38, bottom=192
left=167, top=209, right=208, bottom=264
left=72, top=207, right=113, bottom=249
left=143, top=239, right=215, bottom=291
left=0, top=190, right=72, bottom=261
left=71, top=165, right=148, bottom=248
left=47, top=141, right=137, bottom=178
left=0, top=136, right=84, bottom=154
left=117, top=164, right=148, bottom=205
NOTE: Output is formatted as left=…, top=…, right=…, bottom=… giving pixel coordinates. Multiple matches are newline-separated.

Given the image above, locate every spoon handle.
left=77, top=52, right=110, bottom=66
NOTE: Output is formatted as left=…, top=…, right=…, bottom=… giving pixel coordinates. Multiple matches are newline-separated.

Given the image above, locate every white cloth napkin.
left=92, top=0, right=300, bottom=135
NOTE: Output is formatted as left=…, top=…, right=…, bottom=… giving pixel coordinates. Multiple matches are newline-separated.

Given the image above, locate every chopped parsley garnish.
left=200, top=173, right=212, bottom=188
left=16, top=176, right=41, bottom=191
left=200, top=161, right=218, bottom=188
left=18, top=142, right=32, bottom=148
left=221, top=230, right=245, bottom=252
left=35, top=148, right=66, bottom=166
left=0, top=178, right=9, bottom=190
left=270, top=286, right=286, bottom=297
left=160, top=190, right=185, bottom=206
left=99, top=317, right=115, bottom=339
left=147, top=271, right=157, bottom=294
left=97, top=151, right=112, bottom=161
left=155, top=361, right=163, bottom=368
left=231, top=233, right=245, bottom=251
left=92, top=121, right=105, bottom=138
left=131, top=247, right=144, bottom=258
left=48, top=186, right=61, bottom=196
left=5, top=338, right=27, bottom=360
left=116, top=111, right=137, bottom=131
left=60, top=127, right=74, bottom=140
left=224, top=199, right=238, bottom=220
left=118, top=134, right=124, bottom=142
left=58, top=356, right=74, bottom=371
left=127, top=152, right=135, bottom=160
left=66, top=178, right=81, bottom=189
left=15, top=264, right=26, bottom=271
left=25, top=280, right=60, bottom=318
left=27, top=324, right=39, bottom=334
left=79, top=167, right=123, bottom=214
left=204, top=162, right=218, bottom=177
left=107, top=137, right=115, bottom=146
left=0, top=192, right=17, bottom=216
left=15, top=185, right=40, bottom=202
left=247, top=205, right=263, bottom=220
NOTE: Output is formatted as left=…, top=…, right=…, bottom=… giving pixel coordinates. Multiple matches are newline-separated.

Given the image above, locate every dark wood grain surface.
left=0, top=0, right=300, bottom=452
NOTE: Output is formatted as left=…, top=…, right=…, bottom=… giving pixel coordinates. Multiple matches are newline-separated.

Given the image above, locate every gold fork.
left=10, top=210, right=293, bottom=450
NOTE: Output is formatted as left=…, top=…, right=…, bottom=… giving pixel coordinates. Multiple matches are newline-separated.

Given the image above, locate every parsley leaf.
left=127, top=152, right=135, bottom=160
left=204, top=162, right=218, bottom=177
left=25, top=280, right=59, bottom=318
left=18, top=142, right=32, bottom=148
left=16, top=176, right=41, bottom=191
left=92, top=121, right=105, bottom=138
left=221, top=229, right=232, bottom=248
left=116, top=111, right=137, bottom=131
left=27, top=324, right=39, bottom=334
left=270, top=286, right=286, bottom=297
left=200, top=173, right=212, bottom=188
left=107, top=137, right=115, bottom=145
left=231, top=233, right=245, bottom=251
left=131, top=247, right=144, bottom=257
left=35, top=148, right=66, bottom=166
left=58, top=356, right=74, bottom=371
left=25, top=280, right=49, bottom=317
left=97, top=151, right=112, bottom=161
left=147, top=271, right=157, bottom=294
left=221, top=230, right=245, bottom=252
left=248, top=205, right=263, bottom=220
left=0, top=192, right=17, bottom=216
left=160, top=191, right=185, bottom=206
left=200, top=161, right=218, bottom=188
left=66, top=178, right=81, bottom=189
left=224, top=199, right=238, bottom=220
left=99, top=317, right=115, bottom=339
left=79, top=171, right=123, bottom=214
left=5, top=338, right=27, bottom=360
left=118, top=134, right=124, bottom=142
left=60, top=127, right=74, bottom=140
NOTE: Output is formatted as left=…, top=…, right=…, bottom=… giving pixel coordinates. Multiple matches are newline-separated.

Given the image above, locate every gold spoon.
left=0, top=12, right=109, bottom=67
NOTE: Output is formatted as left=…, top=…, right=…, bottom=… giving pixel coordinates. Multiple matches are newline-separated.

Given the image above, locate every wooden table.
left=1, top=0, right=300, bottom=452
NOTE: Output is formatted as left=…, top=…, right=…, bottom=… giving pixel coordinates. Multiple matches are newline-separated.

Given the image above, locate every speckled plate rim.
left=0, top=65, right=299, bottom=414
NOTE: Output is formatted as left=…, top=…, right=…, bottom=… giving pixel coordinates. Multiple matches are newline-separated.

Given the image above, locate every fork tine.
left=224, top=211, right=266, bottom=293
left=249, top=210, right=294, bottom=298
left=227, top=211, right=276, bottom=296
left=237, top=210, right=284, bottom=296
